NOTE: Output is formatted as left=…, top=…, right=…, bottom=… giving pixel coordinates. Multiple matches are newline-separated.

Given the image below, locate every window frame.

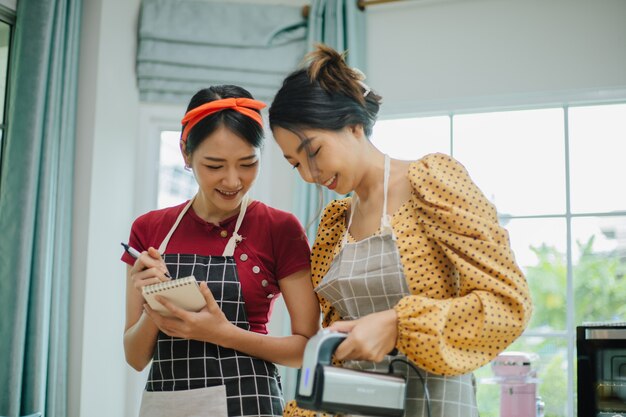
left=135, top=102, right=183, bottom=216
left=0, top=4, right=15, bottom=188
left=374, top=99, right=626, bottom=417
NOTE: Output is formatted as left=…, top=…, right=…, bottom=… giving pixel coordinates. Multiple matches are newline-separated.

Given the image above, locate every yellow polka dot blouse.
left=313, top=153, right=532, bottom=375
left=283, top=154, right=533, bottom=417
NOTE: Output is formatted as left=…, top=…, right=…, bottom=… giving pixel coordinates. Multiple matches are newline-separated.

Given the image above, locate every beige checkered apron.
left=315, top=155, right=479, bottom=417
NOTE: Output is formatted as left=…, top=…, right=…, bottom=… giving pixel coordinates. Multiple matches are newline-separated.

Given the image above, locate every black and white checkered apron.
left=138, top=196, right=284, bottom=417
left=315, top=155, right=479, bottom=417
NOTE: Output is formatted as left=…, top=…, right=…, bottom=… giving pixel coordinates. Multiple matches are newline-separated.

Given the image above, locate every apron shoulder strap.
left=343, top=154, right=393, bottom=245
left=381, top=154, right=393, bottom=234
left=158, top=198, right=195, bottom=254
left=222, top=194, right=250, bottom=257
left=158, top=194, right=250, bottom=256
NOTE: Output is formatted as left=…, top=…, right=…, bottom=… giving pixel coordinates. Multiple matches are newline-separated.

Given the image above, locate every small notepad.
left=142, top=275, right=207, bottom=317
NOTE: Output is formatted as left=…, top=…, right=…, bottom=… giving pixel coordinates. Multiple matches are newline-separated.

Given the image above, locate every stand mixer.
left=490, top=351, right=545, bottom=417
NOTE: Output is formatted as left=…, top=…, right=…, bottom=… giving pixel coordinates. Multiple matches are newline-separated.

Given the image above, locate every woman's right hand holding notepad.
left=128, top=246, right=171, bottom=294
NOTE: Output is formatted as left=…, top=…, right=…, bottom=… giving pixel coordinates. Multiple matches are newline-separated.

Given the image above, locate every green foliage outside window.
left=476, top=234, right=626, bottom=417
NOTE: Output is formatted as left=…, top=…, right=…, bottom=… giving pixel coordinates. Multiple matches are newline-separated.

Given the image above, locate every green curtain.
left=295, top=0, right=366, bottom=242
left=0, top=0, right=81, bottom=415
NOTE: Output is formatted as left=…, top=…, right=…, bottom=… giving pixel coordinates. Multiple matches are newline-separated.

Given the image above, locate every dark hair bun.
left=269, top=44, right=382, bottom=138
left=306, top=43, right=367, bottom=105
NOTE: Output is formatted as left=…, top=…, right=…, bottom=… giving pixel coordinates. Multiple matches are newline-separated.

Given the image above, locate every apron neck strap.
left=157, top=194, right=250, bottom=256
left=222, top=194, right=249, bottom=257
left=158, top=197, right=194, bottom=254
left=343, top=154, right=392, bottom=245
left=381, top=154, right=392, bottom=230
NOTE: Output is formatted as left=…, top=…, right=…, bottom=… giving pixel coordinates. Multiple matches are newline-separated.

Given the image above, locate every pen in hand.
left=121, top=242, right=172, bottom=279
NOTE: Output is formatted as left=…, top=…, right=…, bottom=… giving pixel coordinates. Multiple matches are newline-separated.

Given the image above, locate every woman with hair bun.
left=122, top=85, right=320, bottom=417
left=269, top=45, right=532, bottom=417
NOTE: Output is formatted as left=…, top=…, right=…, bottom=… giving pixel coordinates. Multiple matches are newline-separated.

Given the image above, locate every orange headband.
left=181, top=97, right=266, bottom=143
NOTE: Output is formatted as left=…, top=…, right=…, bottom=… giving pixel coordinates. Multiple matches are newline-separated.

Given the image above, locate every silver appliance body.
left=295, top=329, right=407, bottom=417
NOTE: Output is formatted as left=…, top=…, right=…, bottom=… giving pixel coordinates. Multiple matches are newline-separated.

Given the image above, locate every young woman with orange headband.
left=269, top=45, right=533, bottom=417
left=121, top=85, right=320, bottom=417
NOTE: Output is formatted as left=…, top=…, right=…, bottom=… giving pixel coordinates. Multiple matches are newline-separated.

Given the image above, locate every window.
left=157, top=130, right=196, bottom=208
left=372, top=102, right=626, bottom=417
left=371, top=115, right=451, bottom=157
left=0, top=7, right=14, bottom=187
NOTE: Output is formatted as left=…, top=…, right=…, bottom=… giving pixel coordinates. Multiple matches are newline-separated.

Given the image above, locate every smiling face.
left=272, top=125, right=364, bottom=195
left=182, top=125, right=259, bottom=220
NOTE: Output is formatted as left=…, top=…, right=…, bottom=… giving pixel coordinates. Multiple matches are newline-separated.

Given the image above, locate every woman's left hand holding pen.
left=128, top=247, right=171, bottom=293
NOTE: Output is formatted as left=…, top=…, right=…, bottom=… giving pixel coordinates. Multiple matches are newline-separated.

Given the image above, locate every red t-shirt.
left=121, top=200, right=311, bottom=334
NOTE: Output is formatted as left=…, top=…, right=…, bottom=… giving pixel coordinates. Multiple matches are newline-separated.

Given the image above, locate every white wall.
left=71, top=0, right=141, bottom=417
left=367, top=0, right=626, bottom=116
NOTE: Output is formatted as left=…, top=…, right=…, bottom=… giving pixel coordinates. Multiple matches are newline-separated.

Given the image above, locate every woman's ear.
left=348, top=124, right=366, bottom=140
left=180, top=141, right=191, bottom=167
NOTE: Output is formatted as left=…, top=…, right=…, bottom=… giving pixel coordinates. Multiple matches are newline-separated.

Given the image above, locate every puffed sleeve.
left=310, top=198, right=350, bottom=328
left=283, top=400, right=332, bottom=417
left=282, top=200, right=348, bottom=417
left=394, top=153, right=533, bottom=375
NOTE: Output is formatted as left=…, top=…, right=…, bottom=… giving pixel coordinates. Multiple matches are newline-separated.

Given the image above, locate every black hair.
left=268, top=44, right=382, bottom=137
left=182, top=85, right=264, bottom=155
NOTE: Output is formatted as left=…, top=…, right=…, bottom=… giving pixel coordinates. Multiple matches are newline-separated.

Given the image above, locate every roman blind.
left=136, top=0, right=308, bottom=104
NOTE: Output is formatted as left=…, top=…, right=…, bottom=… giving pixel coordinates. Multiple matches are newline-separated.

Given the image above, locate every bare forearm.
left=222, top=327, right=309, bottom=368
left=139, top=270, right=320, bottom=368
left=124, top=313, right=159, bottom=371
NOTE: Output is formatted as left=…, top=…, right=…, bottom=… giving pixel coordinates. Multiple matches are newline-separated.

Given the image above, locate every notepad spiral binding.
left=143, top=276, right=197, bottom=295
